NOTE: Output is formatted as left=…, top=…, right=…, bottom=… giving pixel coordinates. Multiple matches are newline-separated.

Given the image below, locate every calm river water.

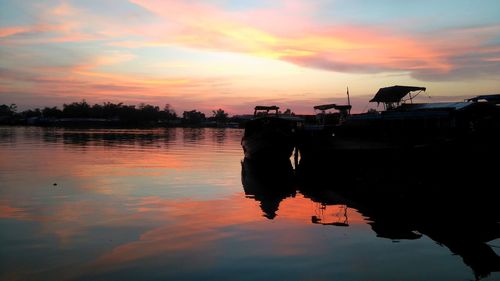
left=1, top=126, right=499, bottom=281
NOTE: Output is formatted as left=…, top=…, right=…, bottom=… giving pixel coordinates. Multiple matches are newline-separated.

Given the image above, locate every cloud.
left=124, top=0, right=500, bottom=80
left=1, top=0, right=499, bottom=112
left=0, top=26, right=32, bottom=38
left=0, top=61, right=240, bottom=112
left=3, top=0, right=498, bottom=80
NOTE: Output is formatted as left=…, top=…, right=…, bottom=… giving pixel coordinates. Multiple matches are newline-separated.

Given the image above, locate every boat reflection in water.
left=297, top=157, right=500, bottom=280
left=354, top=192, right=500, bottom=280
left=241, top=157, right=296, bottom=219
left=241, top=153, right=500, bottom=280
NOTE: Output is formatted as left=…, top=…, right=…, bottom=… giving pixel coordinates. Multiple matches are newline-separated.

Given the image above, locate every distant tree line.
left=0, top=101, right=236, bottom=127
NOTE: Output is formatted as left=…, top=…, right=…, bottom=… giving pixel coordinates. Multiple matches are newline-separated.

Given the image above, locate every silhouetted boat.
left=339, top=86, right=499, bottom=141
left=298, top=85, right=500, bottom=184
left=297, top=103, right=352, bottom=156
left=311, top=103, right=351, bottom=131
left=241, top=106, right=301, bottom=160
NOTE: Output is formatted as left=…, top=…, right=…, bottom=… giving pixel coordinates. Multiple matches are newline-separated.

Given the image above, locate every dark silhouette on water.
left=241, top=106, right=301, bottom=160
left=296, top=156, right=500, bottom=280
left=0, top=101, right=241, bottom=127
left=310, top=203, right=349, bottom=227
left=241, top=157, right=296, bottom=219
left=298, top=86, right=500, bottom=170
left=351, top=192, right=500, bottom=280
left=239, top=151, right=500, bottom=279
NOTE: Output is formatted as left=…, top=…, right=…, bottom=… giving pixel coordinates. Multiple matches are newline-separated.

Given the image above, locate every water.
left=1, top=126, right=499, bottom=281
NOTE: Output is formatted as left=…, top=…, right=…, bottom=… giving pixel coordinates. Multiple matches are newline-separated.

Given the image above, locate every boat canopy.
left=335, top=105, right=352, bottom=111
left=314, top=104, right=337, bottom=111
left=370, top=86, right=426, bottom=103
left=254, top=106, right=279, bottom=111
left=253, top=105, right=280, bottom=116
left=313, top=104, right=352, bottom=111
left=467, top=94, right=500, bottom=104
left=398, top=102, right=473, bottom=111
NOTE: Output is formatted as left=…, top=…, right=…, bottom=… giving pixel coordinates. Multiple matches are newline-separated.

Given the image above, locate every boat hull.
left=297, top=130, right=500, bottom=194
left=241, top=116, right=297, bottom=160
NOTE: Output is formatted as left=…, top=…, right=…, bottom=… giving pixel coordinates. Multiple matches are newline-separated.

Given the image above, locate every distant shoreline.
left=0, top=118, right=244, bottom=129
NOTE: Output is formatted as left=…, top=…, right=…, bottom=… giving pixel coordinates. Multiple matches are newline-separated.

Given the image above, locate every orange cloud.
left=0, top=26, right=31, bottom=38
left=1, top=0, right=498, bottom=113
left=88, top=193, right=367, bottom=269
left=129, top=0, right=451, bottom=74
left=0, top=201, right=30, bottom=220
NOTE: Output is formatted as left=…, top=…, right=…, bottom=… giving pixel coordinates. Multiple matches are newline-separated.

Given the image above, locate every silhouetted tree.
left=90, top=103, right=104, bottom=118
left=212, top=108, right=228, bottom=123
left=282, top=108, right=294, bottom=116
left=117, top=104, right=137, bottom=122
left=182, top=110, right=206, bottom=125
left=42, top=107, right=63, bottom=118
left=63, top=100, right=91, bottom=118
left=136, top=103, right=160, bottom=122
left=1, top=101, right=237, bottom=127
left=160, top=104, right=177, bottom=121
left=100, top=102, right=123, bottom=119
left=21, top=108, right=42, bottom=118
left=0, top=104, right=17, bottom=117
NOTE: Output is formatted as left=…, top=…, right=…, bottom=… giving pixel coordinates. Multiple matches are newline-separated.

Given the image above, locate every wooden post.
left=347, top=86, right=351, bottom=114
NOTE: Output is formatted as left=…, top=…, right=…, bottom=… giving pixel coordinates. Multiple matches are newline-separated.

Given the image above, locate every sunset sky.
left=1, top=0, right=499, bottom=114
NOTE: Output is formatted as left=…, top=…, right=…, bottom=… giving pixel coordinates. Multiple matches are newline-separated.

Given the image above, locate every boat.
left=297, top=103, right=351, bottom=157
left=341, top=86, right=500, bottom=140
left=302, top=85, right=499, bottom=149
left=241, top=105, right=301, bottom=160
left=297, top=85, right=500, bottom=183
left=301, top=103, right=351, bottom=135
left=293, top=88, right=500, bottom=279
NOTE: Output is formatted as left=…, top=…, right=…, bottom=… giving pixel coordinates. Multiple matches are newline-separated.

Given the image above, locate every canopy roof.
left=467, top=94, right=500, bottom=104
left=254, top=105, right=279, bottom=111
left=399, top=102, right=473, bottom=111
left=314, top=104, right=352, bottom=111
left=370, top=85, right=426, bottom=103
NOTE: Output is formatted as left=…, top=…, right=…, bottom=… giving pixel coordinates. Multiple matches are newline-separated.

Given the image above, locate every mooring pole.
left=347, top=86, right=351, bottom=114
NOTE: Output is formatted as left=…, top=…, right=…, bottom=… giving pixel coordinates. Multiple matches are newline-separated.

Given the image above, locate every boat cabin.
left=313, top=103, right=352, bottom=125
left=254, top=106, right=279, bottom=117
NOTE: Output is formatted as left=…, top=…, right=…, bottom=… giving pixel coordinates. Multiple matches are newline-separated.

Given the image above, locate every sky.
left=0, top=0, right=499, bottom=114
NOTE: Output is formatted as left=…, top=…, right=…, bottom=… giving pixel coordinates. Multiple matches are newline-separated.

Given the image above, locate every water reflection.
left=1, top=126, right=499, bottom=281
left=241, top=158, right=296, bottom=219
left=349, top=190, right=500, bottom=280
left=21, top=127, right=179, bottom=148
left=239, top=152, right=500, bottom=279
left=212, top=128, right=227, bottom=144
left=310, top=203, right=349, bottom=227
left=296, top=157, right=500, bottom=280
left=183, top=127, right=205, bottom=143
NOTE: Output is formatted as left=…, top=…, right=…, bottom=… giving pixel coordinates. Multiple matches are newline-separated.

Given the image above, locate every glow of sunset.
left=1, top=0, right=499, bottom=114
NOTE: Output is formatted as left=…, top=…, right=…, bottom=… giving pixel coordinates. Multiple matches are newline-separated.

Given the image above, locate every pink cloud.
left=0, top=26, right=31, bottom=38
left=85, top=193, right=364, bottom=270
left=128, top=0, right=456, bottom=76
left=4, top=0, right=497, bottom=80
left=0, top=2, right=124, bottom=45
left=0, top=61, right=242, bottom=113
left=1, top=0, right=498, bottom=113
